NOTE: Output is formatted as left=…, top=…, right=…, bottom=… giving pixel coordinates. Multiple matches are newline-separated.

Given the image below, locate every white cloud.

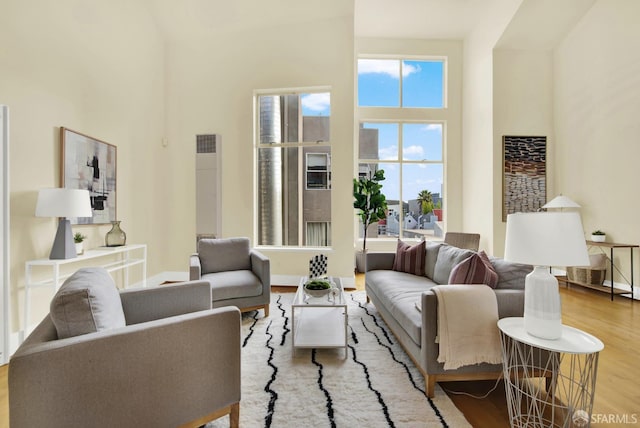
left=301, top=93, right=330, bottom=112
left=423, top=124, right=442, bottom=132
left=403, top=145, right=424, bottom=157
left=378, top=146, right=399, bottom=160
left=358, top=59, right=420, bottom=78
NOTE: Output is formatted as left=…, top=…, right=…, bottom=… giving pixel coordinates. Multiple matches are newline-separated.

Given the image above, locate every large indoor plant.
left=353, top=169, right=387, bottom=272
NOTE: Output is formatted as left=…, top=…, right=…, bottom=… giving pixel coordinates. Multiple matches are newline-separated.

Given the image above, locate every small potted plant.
left=73, top=232, right=87, bottom=255
left=591, top=230, right=606, bottom=243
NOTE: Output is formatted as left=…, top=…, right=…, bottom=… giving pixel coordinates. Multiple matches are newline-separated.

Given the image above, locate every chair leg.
left=263, top=304, right=269, bottom=317
left=230, top=402, right=240, bottom=428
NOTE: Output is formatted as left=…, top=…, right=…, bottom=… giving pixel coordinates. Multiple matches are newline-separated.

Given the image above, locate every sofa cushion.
left=424, top=241, right=442, bottom=280
left=433, top=244, right=474, bottom=285
left=201, top=270, right=263, bottom=301
left=198, top=237, right=251, bottom=274
left=50, top=267, right=126, bottom=339
left=489, top=256, right=532, bottom=290
left=392, top=239, right=426, bottom=276
left=366, top=270, right=437, bottom=346
left=448, top=250, right=499, bottom=288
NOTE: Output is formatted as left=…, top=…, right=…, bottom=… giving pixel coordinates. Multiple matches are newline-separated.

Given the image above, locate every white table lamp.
left=542, top=194, right=581, bottom=210
left=36, top=188, right=92, bottom=259
left=504, top=212, right=589, bottom=340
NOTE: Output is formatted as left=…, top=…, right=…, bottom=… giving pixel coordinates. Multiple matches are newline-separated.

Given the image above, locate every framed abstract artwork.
left=61, top=127, right=117, bottom=224
left=502, top=135, right=546, bottom=222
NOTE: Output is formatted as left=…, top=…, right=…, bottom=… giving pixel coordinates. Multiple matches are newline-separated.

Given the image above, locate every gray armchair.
left=9, top=272, right=241, bottom=428
left=190, top=237, right=270, bottom=316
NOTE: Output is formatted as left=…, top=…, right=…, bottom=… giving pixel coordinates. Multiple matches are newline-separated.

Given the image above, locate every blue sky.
left=299, top=59, right=444, bottom=205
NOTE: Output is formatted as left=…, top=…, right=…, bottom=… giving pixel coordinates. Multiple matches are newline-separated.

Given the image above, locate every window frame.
left=254, top=87, right=333, bottom=249
left=356, top=55, right=448, bottom=243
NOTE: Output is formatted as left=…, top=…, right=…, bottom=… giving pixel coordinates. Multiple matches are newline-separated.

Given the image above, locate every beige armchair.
left=190, top=237, right=270, bottom=316
left=9, top=270, right=241, bottom=428
left=444, top=232, right=480, bottom=251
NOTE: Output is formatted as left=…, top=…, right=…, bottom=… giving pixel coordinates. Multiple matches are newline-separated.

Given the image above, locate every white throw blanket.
left=432, top=284, right=502, bottom=370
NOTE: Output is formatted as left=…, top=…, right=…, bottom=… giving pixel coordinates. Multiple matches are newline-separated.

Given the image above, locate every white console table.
left=24, top=244, right=147, bottom=337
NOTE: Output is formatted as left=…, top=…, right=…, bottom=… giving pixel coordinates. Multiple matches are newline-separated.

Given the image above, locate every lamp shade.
left=504, top=212, right=589, bottom=267
left=542, top=194, right=581, bottom=209
left=36, top=188, right=92, bottom=218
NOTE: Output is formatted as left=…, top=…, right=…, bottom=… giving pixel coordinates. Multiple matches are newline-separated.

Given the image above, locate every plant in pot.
left=353, top=169, right=388, bottom=273
left=591, top=230, right=606, bottom=243
left=73, top=232, right=86, bottom=255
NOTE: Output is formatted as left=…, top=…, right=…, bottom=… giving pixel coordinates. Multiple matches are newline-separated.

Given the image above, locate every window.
left=357, top=57, right=446, bottom=241
left=256, top=90, right=331, bottom=247
left=306, top=222, right=331, bottom=247
left=357, top=59, right=444, bottom=108
left=306, top=153, right=330, bottom=190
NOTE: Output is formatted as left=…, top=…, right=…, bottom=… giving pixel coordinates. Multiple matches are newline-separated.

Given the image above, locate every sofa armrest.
left=250, top=249, right=271, bottom=289
left=494, top=289, right=525, bottom=318
left=365, top=252, right=395, bottom=272
left=420, top=287, right=525, bottom=373
left=9, top=307, right=241, bottom=428
left=120, top=280, right=212, bottom=325
left=189, top=253, right=201, bottom=280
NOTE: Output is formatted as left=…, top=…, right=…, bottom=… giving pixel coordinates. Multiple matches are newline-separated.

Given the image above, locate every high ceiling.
left=355, top=0, right=486, bottom=39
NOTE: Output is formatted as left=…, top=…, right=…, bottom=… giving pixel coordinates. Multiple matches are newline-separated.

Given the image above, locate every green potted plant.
left=73, top=232, right=86, bottom=255
left=591, top=230, right=606, bottom=243
left=353, top=169, right=388, bottom=272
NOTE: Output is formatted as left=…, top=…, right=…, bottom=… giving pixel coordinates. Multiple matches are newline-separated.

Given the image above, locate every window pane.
left=360, top=122, right=398, bottom=160
left=259, top=93, right=330, bottom=145
left=402, top=60, right=444, bottom=108
left=258, top=145, right=331, bottom=246
left=402, top=163, right=443, bottom=238
left=306, top=222, right=331, bottom=246
left=357, top=59, right=400, bottom=107
left=301, top=92, right=330, bottom=142
left=402, top=123, right=443, bottom=161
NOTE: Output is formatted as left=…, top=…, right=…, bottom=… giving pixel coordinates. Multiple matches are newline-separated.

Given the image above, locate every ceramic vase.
left=105, top=221, right=127, bottom=247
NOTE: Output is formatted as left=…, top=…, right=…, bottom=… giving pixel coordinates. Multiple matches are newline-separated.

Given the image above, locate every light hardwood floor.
left=1, top=279, right=637, bottom=428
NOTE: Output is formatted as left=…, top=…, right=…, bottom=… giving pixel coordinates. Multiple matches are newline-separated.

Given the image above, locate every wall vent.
left=196, top=134, right=217, bottom=154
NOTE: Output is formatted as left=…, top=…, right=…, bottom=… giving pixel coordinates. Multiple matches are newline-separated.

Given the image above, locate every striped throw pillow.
left=448, top=250, right=499, bottom=288
left=392, top=239, right=426, bottom=276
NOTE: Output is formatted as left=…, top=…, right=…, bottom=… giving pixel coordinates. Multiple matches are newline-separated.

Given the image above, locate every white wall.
left=492, top=49, right=554, bottom=255
left=462, top=0, right=523, bottom=254
left=164, top=13, right=355, bottom=278
left=0, top=0, right=165, bottom=333
left=554, top=0, right=640, bottom=284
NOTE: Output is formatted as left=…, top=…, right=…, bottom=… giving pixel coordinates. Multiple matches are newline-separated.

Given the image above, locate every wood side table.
left=498, top=317, right=604, bottom=428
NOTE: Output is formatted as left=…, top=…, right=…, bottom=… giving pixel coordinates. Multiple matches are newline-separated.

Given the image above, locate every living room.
left=1, top=0, right=639, bottom=426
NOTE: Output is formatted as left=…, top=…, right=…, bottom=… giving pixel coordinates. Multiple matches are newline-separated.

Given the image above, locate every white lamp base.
left=524, top=265, right=562, bottom=340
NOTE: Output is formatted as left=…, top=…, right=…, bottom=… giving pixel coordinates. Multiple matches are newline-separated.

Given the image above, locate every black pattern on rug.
left=350, top=294, right=450, bottom=428
left=208, top=292, right=469, bottom=428
left=263, top=319, right=278, bottom=428
left=311, top=349, right=337, bottom=428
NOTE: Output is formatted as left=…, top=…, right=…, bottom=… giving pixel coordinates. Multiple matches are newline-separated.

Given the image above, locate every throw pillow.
left=432, top=244, right=474, bottom=285
left=50, top=267, right=126, bottom=339
left=424, top=241, right=442, bottom=280
left=392, top=239, right=426, bottom=276
left=448, top=250, right=499, bottom=288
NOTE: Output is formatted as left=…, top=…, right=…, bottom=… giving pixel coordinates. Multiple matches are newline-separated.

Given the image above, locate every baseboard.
left=147, top=272, right=357, bottom=290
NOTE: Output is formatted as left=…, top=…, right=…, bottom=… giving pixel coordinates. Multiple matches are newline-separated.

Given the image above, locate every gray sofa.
left=365, top=242, right=531, bottom=397
left=10, top=268, right=241, bottom=428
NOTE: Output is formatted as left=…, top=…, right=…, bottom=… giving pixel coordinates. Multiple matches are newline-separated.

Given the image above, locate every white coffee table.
left=291, top=277, right=348, bottom=358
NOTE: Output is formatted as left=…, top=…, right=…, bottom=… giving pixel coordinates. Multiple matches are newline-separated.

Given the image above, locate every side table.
left=498, top=317, right=604, bottom=428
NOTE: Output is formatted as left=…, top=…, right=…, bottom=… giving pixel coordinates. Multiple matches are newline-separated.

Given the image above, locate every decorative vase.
left=591, top=234, right=606, bottom=243
left=105, top=221, right=127, bottom=247
left=75, top=242, right=84, bottom=255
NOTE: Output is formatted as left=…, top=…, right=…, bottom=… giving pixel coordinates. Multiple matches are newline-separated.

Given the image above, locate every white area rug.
left=208, top=292, right=470, bottom=428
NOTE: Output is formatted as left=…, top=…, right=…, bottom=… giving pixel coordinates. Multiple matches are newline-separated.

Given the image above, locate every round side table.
left=498, top=317, right=604, bottom=428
